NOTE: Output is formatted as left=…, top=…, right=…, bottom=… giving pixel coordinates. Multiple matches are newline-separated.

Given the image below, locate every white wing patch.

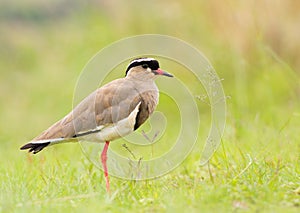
left=29, top=137, right=68, bottom=146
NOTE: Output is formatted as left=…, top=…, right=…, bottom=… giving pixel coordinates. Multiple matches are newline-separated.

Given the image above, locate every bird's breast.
left=134, top=90, right=159, bottom=130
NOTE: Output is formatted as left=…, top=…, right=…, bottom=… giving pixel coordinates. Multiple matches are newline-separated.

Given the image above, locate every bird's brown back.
left=32, top=78, right=158, bottom=141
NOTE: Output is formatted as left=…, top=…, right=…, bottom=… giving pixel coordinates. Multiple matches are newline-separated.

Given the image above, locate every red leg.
left=101, top=141, right=110, bottom=193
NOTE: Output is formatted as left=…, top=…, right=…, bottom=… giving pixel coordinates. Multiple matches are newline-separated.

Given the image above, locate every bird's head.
left=125, top=57, right=173, bottom=80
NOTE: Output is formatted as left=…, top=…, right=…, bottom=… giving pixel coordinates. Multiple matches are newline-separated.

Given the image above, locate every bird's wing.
left=32, top=78, right=143, bottom=141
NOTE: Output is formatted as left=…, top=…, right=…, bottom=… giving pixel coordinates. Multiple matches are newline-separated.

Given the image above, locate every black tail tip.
left=20, top=142, right=50, bottom=154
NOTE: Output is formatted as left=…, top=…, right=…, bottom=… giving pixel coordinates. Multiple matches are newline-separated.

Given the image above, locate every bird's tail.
left=20, top=138, right=66, bottom=154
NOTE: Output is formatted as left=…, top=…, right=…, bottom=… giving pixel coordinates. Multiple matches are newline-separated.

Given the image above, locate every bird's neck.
left=126, top=76, right=158, bottom=92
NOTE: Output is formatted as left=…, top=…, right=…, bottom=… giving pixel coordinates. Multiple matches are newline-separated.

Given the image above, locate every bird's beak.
left=153, top=68, right=173, bottom=77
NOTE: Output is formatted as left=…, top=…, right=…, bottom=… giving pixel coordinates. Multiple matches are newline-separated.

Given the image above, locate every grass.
left=1, top=1, right=300, bottom=212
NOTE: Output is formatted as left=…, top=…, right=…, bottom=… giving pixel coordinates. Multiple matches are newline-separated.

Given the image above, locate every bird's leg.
left=101, top=141, right=110, bottom=193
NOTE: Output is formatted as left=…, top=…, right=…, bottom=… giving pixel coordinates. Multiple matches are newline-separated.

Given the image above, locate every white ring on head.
left=129, top=58, right=156, bottom=65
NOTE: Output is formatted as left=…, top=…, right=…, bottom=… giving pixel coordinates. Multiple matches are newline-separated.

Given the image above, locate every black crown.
left=125, top=58, right=160, bottom=76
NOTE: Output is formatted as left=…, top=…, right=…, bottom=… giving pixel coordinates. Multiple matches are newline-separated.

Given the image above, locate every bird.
left=20, top=57, right=173, bottom=192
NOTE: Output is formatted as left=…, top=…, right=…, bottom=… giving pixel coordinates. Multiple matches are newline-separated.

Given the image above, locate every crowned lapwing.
left=20, top=57, right=173, bottom=192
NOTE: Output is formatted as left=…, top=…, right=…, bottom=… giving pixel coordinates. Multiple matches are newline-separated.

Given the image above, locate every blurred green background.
left=0, top=0, right=299, bottom=212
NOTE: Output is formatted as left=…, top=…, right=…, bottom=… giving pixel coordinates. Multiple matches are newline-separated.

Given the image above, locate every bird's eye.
left=142, top=64, right=148, bottom=69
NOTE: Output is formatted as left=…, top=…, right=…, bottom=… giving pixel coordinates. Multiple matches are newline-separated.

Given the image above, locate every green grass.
left=1, top=1, right=300, bottom=212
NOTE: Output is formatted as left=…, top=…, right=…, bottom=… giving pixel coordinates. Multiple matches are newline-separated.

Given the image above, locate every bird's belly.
left=97, top=120, right=134, bottom=141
